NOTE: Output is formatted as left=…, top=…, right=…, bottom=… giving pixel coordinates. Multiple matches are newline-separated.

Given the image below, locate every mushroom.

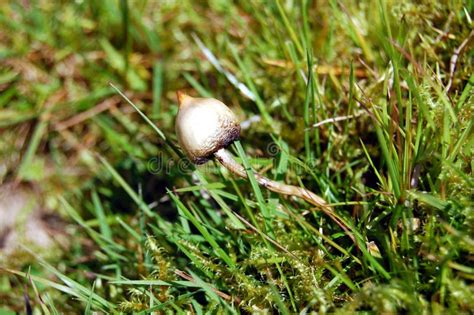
left=176, top=92, right=351, bottom=235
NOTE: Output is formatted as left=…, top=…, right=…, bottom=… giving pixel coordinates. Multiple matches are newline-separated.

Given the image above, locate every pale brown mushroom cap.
left=175, top=93, right=240, bottom=164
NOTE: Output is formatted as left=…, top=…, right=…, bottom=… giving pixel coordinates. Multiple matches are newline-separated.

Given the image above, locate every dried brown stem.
left=214, top=148, right=354, bottom=242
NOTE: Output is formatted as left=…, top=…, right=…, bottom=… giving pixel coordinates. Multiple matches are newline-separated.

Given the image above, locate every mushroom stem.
left=214, top=148, right=353, bottom=239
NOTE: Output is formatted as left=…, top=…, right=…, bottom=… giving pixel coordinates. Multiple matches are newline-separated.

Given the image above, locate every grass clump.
left=0, top=0, right=473, bottom=313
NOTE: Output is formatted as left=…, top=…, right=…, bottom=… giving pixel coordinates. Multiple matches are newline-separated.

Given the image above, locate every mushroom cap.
left=175, top=93, right=240, bottom=164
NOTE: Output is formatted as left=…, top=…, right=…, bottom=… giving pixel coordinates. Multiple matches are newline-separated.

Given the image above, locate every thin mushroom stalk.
left=215, top=148, right=329, bottom=206
left=175, top=92, right=352, bottom=238
left=214, top=148, right=351, bottom=235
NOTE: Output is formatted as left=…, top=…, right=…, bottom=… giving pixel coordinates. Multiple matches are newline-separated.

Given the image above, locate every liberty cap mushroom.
left=175, top=92, right=353, bottom=239
left=176, top=92, right=240, bottom=164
